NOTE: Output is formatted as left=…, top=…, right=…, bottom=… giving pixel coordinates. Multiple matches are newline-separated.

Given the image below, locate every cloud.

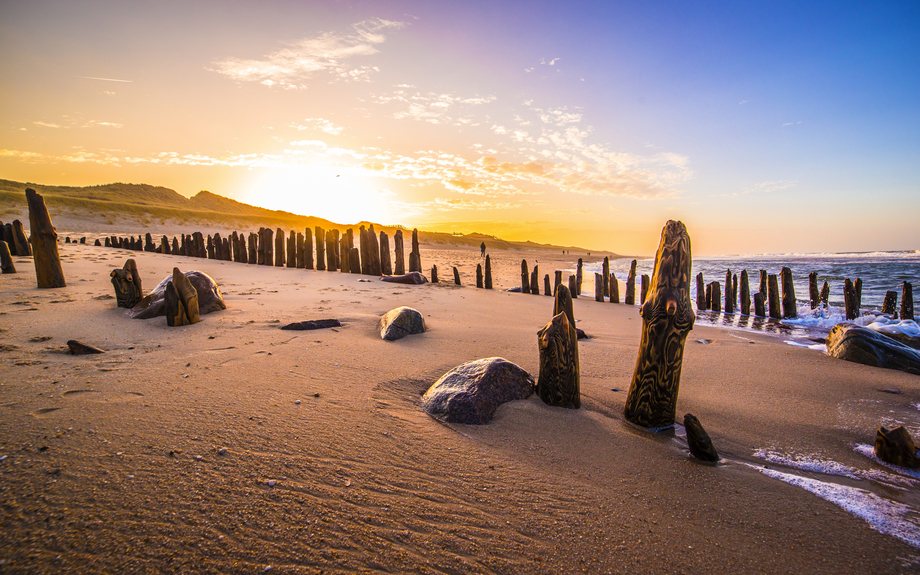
left=209, top=18, right=405, bottom=89
left=76, top=76, right=132, bottom=83
left=293, top=118, right=343, bottom=135
left=33, top=121, right=62, bottom=128
left=32, top=118, right=121, bottom=129
left=376, top=90, right=496, bottom=125
left=393, top=197, right=521, bottom=214
left=739, top=100, right=749, bottom=105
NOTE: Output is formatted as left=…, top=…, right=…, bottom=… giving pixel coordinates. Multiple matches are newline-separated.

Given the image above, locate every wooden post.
left=696, top=272, right=706, bottom=310
left=304, top=229, right=314, bottom=269
left=207, top=235, right=215, bottom=260
left=349, top=247, right=360, bottom=273
left=166, top=268, right=200, bottom=327
left=315, top=226, right=325, bottom=271
left=521, top=259, right=530, bottom=293
left=554, top=270, right=562, bottom=293
left=754, top=292, right=766, bottom=317
left=820, top=281, right=829, bottom=307
left=809, top=272, right=819, bottom=309
left=732, top=274, right=738, bottom=311
left=902, top=282, right=914, bottom=321
left=12, top=220, right=31, bottom=256
left=577, top=258, right=584, bottom=296
left=485, top=255, right=493, bottom=289
left=640, top=274, right=650, bottom=305
left=453, top=266, right=461, bottom=285
left=431, top=265, right=438, bottom=283
left=325, top=230, right=337, bottom=272
left=759, top=270, right=767, bottom=301
left=394, top=230, right=405, bottom=275
left=175, top=237, right=182, bottom=258
left=368, top=225, right=381, bottom=275
left=25, top=189, right=65, bottom=288
left=409, top=228, right=421, bottom=273
left=0, top=241, right=16, bottom=273
left=333, top=229, right=341, bottom=269
left=602, top=257, right=610, bottom=298
left=554, top=283, right=575, bottom=327
left=610, top=273, right=620, bottom=303
left=844, top=279, right=859, bottom=320
left=767, top=274, right=781, bottom=319
left=145, top=233, right=155, bottom=252
left=780, top=267, right=796, bottom=318
left=543, top=274, right=551, bottom=296
left=536, top=307, right=580, bottom=409
left=624, top=220, right=695, bottom=429
left=569, top=275, right=578, bottom=299
left=339, top=233, right=349, bottom=273
left=625, top=259, right=637, bottom=305
left=740, top=270, right=751, bottom=315
left=2, top=223, right=14, bottom=254
left=263, top=228, right=274, bottom=265
left=476, top=263, right=484, bottom=288
left=296, top=233, right=305, bottom=268
left=705, top=283, right=712, bottom=310
left=881, top=291, right=898, bottom=315
left=710, top=282, right=721, bottom=313
left=531, top=265, right=540, bottom=295
left=359, top=227, right=369, bottom=274
left=855, top=278, right=863, bottom=311
left=274, top=228, right=284, bottom=267
left=724, top=270, right=734, bottom=314
left=380, top=231, right=392, bottom=276
left=286, top=231, right=296, bottom=268
left=595, top=273, right=604, bottom=302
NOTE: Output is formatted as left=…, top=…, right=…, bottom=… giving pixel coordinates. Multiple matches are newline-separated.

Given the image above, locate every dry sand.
left=2, top=227, right=920, bottom=574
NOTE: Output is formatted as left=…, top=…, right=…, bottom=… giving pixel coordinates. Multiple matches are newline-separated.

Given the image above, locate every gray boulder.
left=422, top=357, right=534, bottom=424
left=379, top=306, right=426, bottom=341
left=826, top=324, right=920, bottom=376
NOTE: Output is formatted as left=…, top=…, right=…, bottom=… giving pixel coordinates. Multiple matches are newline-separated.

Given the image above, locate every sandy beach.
left=2, top=224, right=919, bottom=574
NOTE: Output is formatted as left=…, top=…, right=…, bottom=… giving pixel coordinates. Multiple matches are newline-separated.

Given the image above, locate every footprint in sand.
left=31, top=407, right=62, bottom=418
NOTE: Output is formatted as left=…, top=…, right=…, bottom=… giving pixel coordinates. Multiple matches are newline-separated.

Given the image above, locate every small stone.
left=294, top=400, right=301, bottom=405
left=875, top=426, right=918, bottom=468
left=379, top=306, right=426, bottom=341
left=267, top=480, right=276, bottom=487
left=217, top=448, right=227, bottom=456
left=314, top=393, right=320, bottom=398
left=684, top=413, right=719, bottom=462
left=194, top=455, right=203, bottom=461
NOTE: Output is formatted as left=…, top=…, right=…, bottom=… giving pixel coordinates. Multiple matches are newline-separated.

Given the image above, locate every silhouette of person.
left=480, top=242, right=486, bottom=258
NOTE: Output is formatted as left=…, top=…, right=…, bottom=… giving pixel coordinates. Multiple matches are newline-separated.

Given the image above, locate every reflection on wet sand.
left=695, top=309, right=816, bottom=339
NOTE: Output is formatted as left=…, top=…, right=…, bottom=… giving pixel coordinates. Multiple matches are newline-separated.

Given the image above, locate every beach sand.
left=2, top=228, right=919, bottom=574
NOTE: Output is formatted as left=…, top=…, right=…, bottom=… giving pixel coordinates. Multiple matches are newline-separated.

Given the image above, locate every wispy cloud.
left=32, top=118, right=121, bottom=129
left=33, top=121, right=62, bottom=129
left=374, top=89, right=495, bottom=125
left=76, top=75, right=132, bottom=83
left=209, top=18, right=405, bottom=89
left=393, top=197, right=521, bottom=214
left=293, top=117, right=343, bottom=135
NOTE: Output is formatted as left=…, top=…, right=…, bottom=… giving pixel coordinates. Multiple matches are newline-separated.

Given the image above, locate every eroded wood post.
left=431, top=265, right=438, bottom=283
left=394, top=230, right=405, bottom=275
left=12, top=220, right=31, bottom=256
left=0, top=241, right=16, bottom=273
left=453, top=266, right=461, bottom=285
left=696, top=272, right=706, bottom=310
left=710, top=282, right=721, bottom=313
left=26, top=189, right=65, bottom=288
left=855, top=278, right=863, bottom=311
left=368, top=225, right=381, bottom=276
left=537, top=286, right=580, bottom=409
left=543, top=274, right=551, bottom=296
left=286, top=231, right=296, bottom=268
left=820, top=281, right=829, bottom=307
left=296, top=233, right=305, bottom=268
left=409, top=228, right=421, bottom=273
left=577, top=258, right=584, bottom=296
left=610, top=273, right=620, bottom=303
left=380, top=231, right=392, bottom=276
left=754, top=292, right=766, bottom=317
left=740, top=270, right=751, bottom=315
left=781, top=267, right=796, bottom=318
left=485, top=255, right=493, bottom=289
left=844, top=278, right=859, bottom=320
left=759, top=270, right=767, bottom=302
left=767, top=274, right=781, bottom=319
left=640, top=274, right=650, bottom=305
left=304, top=230, right=314, bottom=269
left=724, top=270, right=734, bottom=314
left=809, top=272, right=820, bottom=309
left=325, top=230, right=337, bottom=272
left=554, top=270, right=562, bottom=294
left=595, top=273, right=604, bottom=302
left=476, top=263, right=484, bottom=288
left=521, top=260, right=530, bottom=293
left=274, top=228, right=284, bottom=267
left=531, top=265, right=540, bottom=295
left=623, top=220, right=695, bottom=429
left=625, top=260, right=637, bottom=305
left=568, top=275, right=578, bottom=299
left=315, top=227, right=325, bottom=271
left=881, top=291, right=898, bottom=315
left=602, top=257, right=610, bottom=298
left=901, top=282, right=914, bottom=321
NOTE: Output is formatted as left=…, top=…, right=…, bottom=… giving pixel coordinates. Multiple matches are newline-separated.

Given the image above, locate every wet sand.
left=1, top=233, right=919, bottom=574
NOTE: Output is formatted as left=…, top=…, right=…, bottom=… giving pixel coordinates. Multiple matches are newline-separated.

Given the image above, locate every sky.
left=1, top=0, right=918, bottom=256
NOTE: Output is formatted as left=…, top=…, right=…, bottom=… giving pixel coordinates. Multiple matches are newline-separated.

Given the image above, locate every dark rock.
left=127, top=271, right=226, bottom=320
left=421, top=357, right=534, bottom=424
left=67, top=340, right=104, bottom=355
left=507, top=286, right=523, bottom=293
left=575, top=328, right=588, bottom=339
left=826, top=324, right=920, bottom=376
left=280, top=319, right=342, bottom=331
left=379, top=306, right=426, bottom=341
left=380, top=272, right=428, bottom=285
left=875, top=426, right=917, bottom=468
left=684, top=413, right=719, bottom=462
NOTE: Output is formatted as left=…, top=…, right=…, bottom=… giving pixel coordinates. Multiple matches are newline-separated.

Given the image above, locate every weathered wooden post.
left=431, top=265, right=438, bottom=283
left=705, top=283, right=712, bottom=310
left=809, top=272, right=820, bottom=309
left=339, top=233, right=350, bottom=273
left=554, top=270, right=563, bottom=293
left=359, top=227, right=369, bottom=274
left=160, top=235, right=170, bottom=255
left=595, top=273, right=604, bottom=302
left=315, top=227, right=325, bottom=271
left=759, top=270, right=767, bottom=301
left=476, top=263, right=484, bottom=288
left=820, top=281, right=829, bottom=307
left=754, top=292, right=766, bottom=317
left=531, top=265, right=540, bottom=295
left=521, top=260, right=530, bottom=293
left=264, top=228, right=275, bottom=266
left=855, top=278, right=863, bottom=311
left=881, top=291, right=898, bottom=315
left=12, top=220, right=31, bottom=256
left=274, top=228, right=284, bottom=267
left=724, top=271, right=734, bottom=314
left=625, top=259, right=637, bottom=305
left=194, top=232, right=205, bottom=258
left=380, top=231, right=392, bottom=276
left=732, top=274, right=738, bottom=310
left=577, top=258, right=584, bottom=296
left=26, top=189, right=65, bottom=288
left=368, top=225, right=381, bottom=275
left=902, top=282, right=914, bottom=321
left=554, top=282, right=575, bottom=327
left=779, top=267, right=796, bottom=318
left=844, top=279, right=859, bottom=320
left=394, top=230, right=405, bottom=275
left=623, top=220, right=695, bottom=429
left=453, top=266, right=461, bottom=285
left=302, top=229, right=312, bottom=269
left=165, top=268, right=200, bottom=327
left=0, top=241, right=16, bottom=273
left=222, top=237, right=231, bottom=261
left=286, top=231, right=296, bottom=268
left=767, top=274, right=781, bottom=319
left=333, top=229, right=341, bottom=269
left=174, top=237, right=182, bottom=258
left=295, top=233, right=305, bottom=268
left=740, top=270, right=751, bottom=315
left=640, top=274, right=650, bottom=305
left=568, top=275, right=578, bottom=299
left=610, top=273, right=620, bottom=303
left=145, top=233, right=155, bottom=252
left=110, top=258, right=143, bottom=308
left=537, top=284, right=580, bottom=409
left=540, top=275, right=548, bottom=296
left=1, top=222, right=12, bottom=254
left=710, top=282, right=721, bottom=313
left=207, top=236, right=216, bottom=260
left=696, top=272, right=706, bottom=310
left=485, top=255, right=493, bottom=289
left=409, top=228, right=421, bottom=273
left=602, top=257, right=610, bottom=298
left=325, top=230, right=337, bottom=272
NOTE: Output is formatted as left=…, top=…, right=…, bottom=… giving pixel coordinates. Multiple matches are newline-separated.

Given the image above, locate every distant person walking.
left=480, top=242, right=486, bottom=258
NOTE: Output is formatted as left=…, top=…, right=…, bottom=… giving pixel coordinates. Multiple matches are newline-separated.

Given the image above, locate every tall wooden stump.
left=274, top=228, right=284, bottom=267
left=207, top=236, right=215, bottom=260
left=409, top=228, right=421, bottom=273
left=553, top=283, right=575, bottom=327
left=339, top=233, right=350, bottom=273
left=453, top=266, right=461, bottom=285
left=724, top=271, right=734, bottom=314
left=740, top=270, right=751, bottom=315
left=820, top=281, right=829, bottom=307
left=623, top=220, right=695, bottom=429
left=767, top=274, right=781, bottom=319
left=809, top=272, right=820, bottom=309
left=0, top=241, right=16, bottom=273
left=368, top=225, right=381, bottom=275
left=174, top=237, right=182, bottom=258
left=431, top=265, right=438, bottom=283
left=640, top=274, right=650, bottom=305
left=303, top=230, right=313, bottom=269
left=568, top=275, right=578, bottom=299
left=12, top=220, right=31, bottom=257
left=325, top=231, right=337, bottom=272
left=315, top=227, right=326, bottom=271
left=625, top=259, right=637, bottom=305
left=394, top=230, right=405, bottom=275
left=295, top=233, right=305, bottom=268
left=476, top=264, right=484, bottom=288
left=485, top=255, right=493, bottom=289
left=577, top=258, right=584, bottom=296
left=595, top=273, right=604, bottom=302
left=543, top=275, right=551, bottom=296
left=696, top=272, right=706, bottom=310
left=359, top=227, right=369, bottom=274
left=194, top=232, right=205, bottom=258
left=780, top=267, right=797, bottom=318
left=286, top=231, right=296, bottom=268
left=881, top=291, right=898, bottom=315
left=602, top=257, right=610, bottom=297
left=902, top=282, right=914, bottom=321
left=754, top=292, right=766, bottom=317
left=26, top=189, right=65, bottom=288
left=855, top=278, right=863, bottom=311
left=610, top=273, right=620, bottom=303
left=554, top=270, right=562, bottom=293
left=160, top=235, right=170, bottom=255
left=2, top=223, right=14, bottom=254
left=264, top=228, right=275, bottom=266
left=705, top=283, right=712, bottom=310
left=844, top=279, right=859, bottom=320
left=710, top=282, right=721, bottom=313
left=145, top=233, right=155, bottom=252
left=732, top=274, right=738, bottom=310
left=380, top=231, right=392, bottom=276
left=536, top=309, right=580, bottom=409
left=521, top=260, right=530, bottom=293
left=531, top=265, right=540, bottom=295
left=759, top=270, right=767, bottom=302
left=165, top=268, right=200, bottom=327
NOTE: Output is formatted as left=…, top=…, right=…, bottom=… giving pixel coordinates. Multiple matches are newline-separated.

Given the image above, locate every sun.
left=241, top=164, right=393, bottom=225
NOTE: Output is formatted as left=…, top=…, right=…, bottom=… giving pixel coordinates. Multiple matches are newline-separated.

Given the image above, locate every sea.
left=579, top=250, right=920, bottom=343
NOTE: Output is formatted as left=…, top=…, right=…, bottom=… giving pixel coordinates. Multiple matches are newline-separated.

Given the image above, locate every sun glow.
left=240, top=164, right=394, bottom=225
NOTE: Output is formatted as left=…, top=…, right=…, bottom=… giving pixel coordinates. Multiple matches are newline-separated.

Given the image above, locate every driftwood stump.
left=623, top=221, right=695, bottom=429
left=521, top=260, right=530, bottom=293
left=485, top=255, right=493, bottom=289
left=274, top=228, right=284, bottom=267
left=882, top=291, right=898, bottom=315
left=602, top=257, right=610, bottom=298
left=577, top=258, right=584, bottom=296
left=349, top=247, right=360, bottom=273
left=394, top=230, right=405, bottom=275
left=431, top=265, right=438, bottom=283
left=705, top=283, right=712, bottom=310
left=640, top=274, right=650, bottom=305
left=380, top=231, right=392, bottom=276
left=610, top=273, right=620, bottom=303
left=554, top=270, right=563, bottom=294
left=536, top=311, right=580, bottom=408
left=543, top=274, right=551, bottom=296
left=1, top=241, right=17, bottom=273
left=625, top=259, right=637, bottom=305
left=476, top=264, right=484, bottom=288
left=12, top=219, right=31, bottom=257
left=595, top=273, right=604, bottom=302
left=110, top=258, right=143, bottom=308
left=315, top=227, right=326, bottom=270
left=902, top=282, right=914, bottom=321
left=780, top=267, right=797, bottom=318
left=740, top=270, right=751, bottom=315
left=453, top=266, right=461, bottom=285
left=286, top=231, right=296, bottom=268
left=754, top=292, right=766, bottom=317
left=844, top=279, right=859, bottom=320
left=696, top=272, right=706, bottom=310
left=724, top=271, right=733, bottom=314
left=553, top=283, right=575, bottom=328
left=820, top=281, right=830, bottom=307
left=759, top=270, right=767, bottom=302
left=684, top=414, right=719, bottom=462
left=568, top=275, right=578, bottom=299
left=709, top=282, right=721, bottom=313
left=304, top=230, right=314, bottom=269
left=26, top=189, right=65, bottom=288
left=165, top=268, right=200, bottom=327
left=368, top=225, right=381, bottom=275
left=809, top=272, right=820, bottom=309
left=325, top=230, right=337, bottom=272
left=531, top=266, right=540, bottom=295
left=767, top=274, right=781, bottom=319
left=409, top=228, right=421, bottom=273
left=855, top=278, right=863, bottom=310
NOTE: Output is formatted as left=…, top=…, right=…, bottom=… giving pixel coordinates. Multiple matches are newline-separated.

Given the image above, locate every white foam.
left=753, top=448, right=917, bottom=487
left=748, top=464, right=920, bottom=549
left=853, top=443, right=920, bottom=482
left=784, top=340, right=828, bottom=352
